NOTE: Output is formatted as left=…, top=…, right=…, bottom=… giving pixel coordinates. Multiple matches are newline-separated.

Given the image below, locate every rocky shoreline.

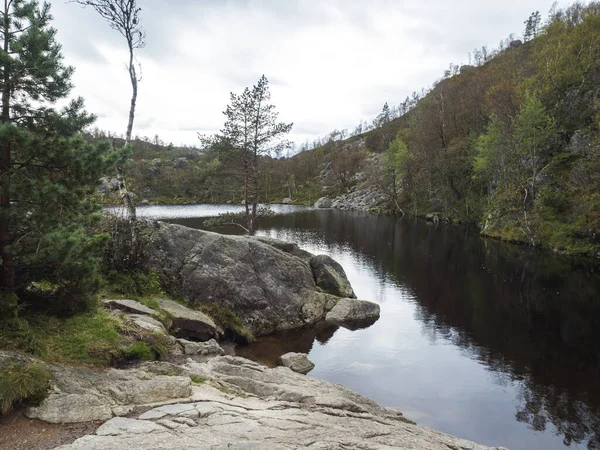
left=1, top=226, right=506, bottom=449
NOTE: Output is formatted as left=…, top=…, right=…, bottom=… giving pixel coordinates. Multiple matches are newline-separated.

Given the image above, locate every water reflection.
left=163, top=208, right=600, bottom=450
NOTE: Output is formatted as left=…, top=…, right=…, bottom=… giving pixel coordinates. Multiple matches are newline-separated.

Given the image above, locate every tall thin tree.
left=72, top=0, right=145, bottom=220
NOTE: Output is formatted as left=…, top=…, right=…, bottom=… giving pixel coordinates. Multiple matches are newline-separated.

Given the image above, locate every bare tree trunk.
left=118, top=42, right=138, bottom=221
left=0, top=3, right=15, bottom=307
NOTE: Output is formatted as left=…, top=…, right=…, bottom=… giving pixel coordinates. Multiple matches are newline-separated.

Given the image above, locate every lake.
left=142, top=204, right=600, bottom=450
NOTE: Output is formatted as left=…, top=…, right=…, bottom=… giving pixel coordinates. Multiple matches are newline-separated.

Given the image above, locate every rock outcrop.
left=140, top=222, right=361, bottom=336
left=48, top=355, right=503, bottom=450
left=278, top=352, right=315, bottom=374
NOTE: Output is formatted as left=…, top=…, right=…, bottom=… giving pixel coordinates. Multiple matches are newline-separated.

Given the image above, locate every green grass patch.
left=199, top=303, right=254, bottom=343
left=0, top=364, right=51, bottom=415
left=103, top=269, right=164, bottom=302
left=190, top=376, right=206, bottom=384
left=125, top=341, right=154, bottom=361
left=0, top=310, right=125, bottom=366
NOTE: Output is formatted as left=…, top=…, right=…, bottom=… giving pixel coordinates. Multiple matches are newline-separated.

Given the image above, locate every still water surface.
left=144, top=205, right=600, bottom=450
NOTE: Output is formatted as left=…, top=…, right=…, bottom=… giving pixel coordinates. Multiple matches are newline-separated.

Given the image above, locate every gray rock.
left=569, top=130, right=594, bottom=156
left=177, top=338, right=225, bottom=356
left=57, top=356, right=503, bottom=450
left=158, top=298, right=219, bottom=341
left=103, top=299, right=155, bottom=316
left=140, top=222, right=353, bottom=336
left=282, top=197, right=293, bottom=204
left=139, top=199, right=150, bottom=206
left=128, top=314, right=166, bottom=334
left=278, top=352, right=315, bottom=374
left=96, top=417, right=167, bottom=436
left=310, top=255, right=356, bottom=298
left=325, top=298, right=381, bottom=329
left=314, top=197, right=332, bottom=208
left=26, top=393, right=113, bottom=423
left=172, top=157, right=188, bottom=169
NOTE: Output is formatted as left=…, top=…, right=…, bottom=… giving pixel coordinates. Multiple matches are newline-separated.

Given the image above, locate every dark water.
left=164, top=207, right=600, bottom=450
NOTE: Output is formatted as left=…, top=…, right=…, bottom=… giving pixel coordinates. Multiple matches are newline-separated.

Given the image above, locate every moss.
left=125, top=341, right=155, bottom=361
left=0, top=310, right=125, bottom=366
left=0, top=364, right=51, bottom=415
left=199, top=303, right=254, bottom=343
left=190, top=376, right=206, bottom=384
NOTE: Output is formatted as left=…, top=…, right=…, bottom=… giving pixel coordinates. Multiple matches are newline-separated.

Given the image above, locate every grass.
left=199, top=303, right=254, bottom=343
left=125, top=342, right=154, bottom=361
left=0, top=364, right=51, bottom=414
left=189, top=376, right=206, bottom=384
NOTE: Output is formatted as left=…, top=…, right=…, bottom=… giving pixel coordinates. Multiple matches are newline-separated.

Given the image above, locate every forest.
left=120, top=2, right=600, bottom=257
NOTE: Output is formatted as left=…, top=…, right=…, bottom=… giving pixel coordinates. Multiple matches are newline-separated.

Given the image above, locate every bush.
left=0, top=364, right=51, bottom=414
left=105, top=269, right=163, bottom=301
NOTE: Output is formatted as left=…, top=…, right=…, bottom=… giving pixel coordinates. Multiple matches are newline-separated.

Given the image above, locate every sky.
left=49, top=0, right=570, bottom=148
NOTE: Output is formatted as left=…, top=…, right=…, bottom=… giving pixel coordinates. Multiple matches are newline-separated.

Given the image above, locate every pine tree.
left=0, top=0, right=115, bottom=316
left=211, top=75, right=292, bottom=233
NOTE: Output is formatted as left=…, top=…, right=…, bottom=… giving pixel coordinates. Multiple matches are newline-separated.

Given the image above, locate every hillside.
left=117, top=2, right=600, bottom=257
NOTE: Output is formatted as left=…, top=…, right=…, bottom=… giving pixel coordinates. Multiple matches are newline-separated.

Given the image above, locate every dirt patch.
left=0, top=408, right=99, bottom=450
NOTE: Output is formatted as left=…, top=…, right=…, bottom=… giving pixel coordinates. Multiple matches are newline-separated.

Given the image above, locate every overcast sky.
left=50, top=0, right=569, bottom=148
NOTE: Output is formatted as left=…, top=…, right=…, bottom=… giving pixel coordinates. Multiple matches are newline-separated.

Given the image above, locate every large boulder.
left=310, top=255, right=356, bottom=298
left=158, top=298, right=218, bottom=342
left=314, top=197, right=332, bottom=208
left=140, top=222, right=354, bottom=336
left=278, top=352, right=315, bottom=374
left=325, top=298, right=381, bottom=329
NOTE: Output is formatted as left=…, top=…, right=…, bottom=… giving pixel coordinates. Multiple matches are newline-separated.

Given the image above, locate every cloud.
left=47, top=0, right=571, bottom=147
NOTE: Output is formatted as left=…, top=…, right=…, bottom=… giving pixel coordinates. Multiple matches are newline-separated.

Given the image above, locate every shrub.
left=0, top=364, right=51, bottom=414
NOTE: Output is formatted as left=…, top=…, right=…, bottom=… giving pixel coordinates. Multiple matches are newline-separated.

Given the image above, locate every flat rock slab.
left=128, top=314, right=166, bottom=334
left=103, top=299, right=155, bottom=316
left=325, top=298, right=380, bottom=329
left=57, top=361, right=505, bottom=450
left=158, top=298, right=218, bottom=341
left=278, top=352, right=315, bottom=374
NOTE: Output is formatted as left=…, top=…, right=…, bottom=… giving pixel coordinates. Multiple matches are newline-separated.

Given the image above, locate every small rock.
left=282, top=198, right=293, bottom=204
left=278, top=352, right=315, bottom=374
left=103, top=299, right=155, bottom=316
left=325, top=298, right=380, bottom=329
left=177, top=338, right=224, bottom=356
left=128, top=314, right=167, bottom=334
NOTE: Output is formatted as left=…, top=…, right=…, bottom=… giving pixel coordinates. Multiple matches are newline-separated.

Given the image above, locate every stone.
left=172, top=157, right=188, bottom=169
left=139, top=199, right=150, bottom=206
left=26, top=393, right=113, bottom=424
left=140, top=222, right=356, bottom=336
left=278, top=352, right=315, bottom=374
left=176, top=338, right=225, bottom=356
left=102, top=299, right=155, bottom=316
left=96, top=417, right=167, bottom=436
left=325, top=298, right=380, bottom=329
left=310, top=254, right=356, bottom=298
left=158, top=298, right=218, bottom=341
left=57, top=356, right=503, bottom=450
left=314, top=197, right=332, bottom=208
left=128, top=314, right=166, bottom=334
left=282, top=198, right=293, bottom=204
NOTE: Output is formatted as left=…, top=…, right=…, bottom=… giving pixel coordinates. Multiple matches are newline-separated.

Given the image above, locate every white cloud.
left=50, top=0, right=570, bottom=147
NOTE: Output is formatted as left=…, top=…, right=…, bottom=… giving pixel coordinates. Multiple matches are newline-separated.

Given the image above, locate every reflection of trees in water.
left=263, top=210, right=600, bottom=450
